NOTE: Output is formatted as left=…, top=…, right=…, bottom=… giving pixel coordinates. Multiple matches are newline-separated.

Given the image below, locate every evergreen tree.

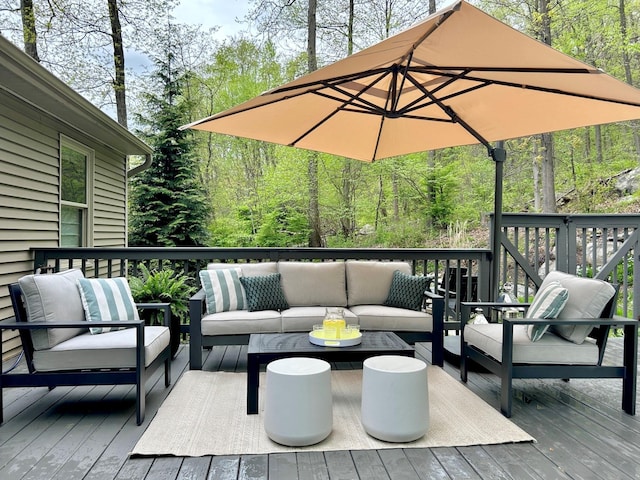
left=129, top=52, right=209, bottom=247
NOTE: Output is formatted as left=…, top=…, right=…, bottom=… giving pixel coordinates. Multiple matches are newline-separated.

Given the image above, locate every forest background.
left=2, top=0, right=640, bottom=249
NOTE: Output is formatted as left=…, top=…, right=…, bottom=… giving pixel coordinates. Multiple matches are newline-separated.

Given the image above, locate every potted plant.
left=129, top=264, right=195, bottom=358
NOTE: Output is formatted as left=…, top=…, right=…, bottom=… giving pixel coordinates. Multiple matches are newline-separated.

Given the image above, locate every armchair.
left=460, top=270, right=637, bottom=418
left=2, top=269, right=172, bottom=426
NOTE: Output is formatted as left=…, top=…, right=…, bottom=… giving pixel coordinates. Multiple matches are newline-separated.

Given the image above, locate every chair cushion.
left=384, top=270, right=429, bottom=311
left=77, top=277, right=140, bottom=334
left=541, top=271, right=616, bottom=344
left=350, top=305, right=433, bottom=332
left=465, top=323, right=599, bottom=364
left=346, top=261, right=412, bottom=306
left=32, top=325, right=170, bottom=371
left=240, top=273, right=289, bottom=312
left=281, top=306, right=358, bottom=332
left=18, top=269, right=87, bottom=350
left=525, top=281, right=569, bottom=341
left=278, top=261, right=347, bottom=307
left=199, top=268, right=246, bottom=313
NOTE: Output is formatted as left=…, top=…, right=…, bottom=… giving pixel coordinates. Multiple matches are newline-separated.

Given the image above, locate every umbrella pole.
left=490, top=142, right=506, bottom=301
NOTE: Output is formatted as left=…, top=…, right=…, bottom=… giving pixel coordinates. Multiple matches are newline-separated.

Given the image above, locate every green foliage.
left=129, top=264, right=195, bottom=324
left=129, top=51, right=209, bottom=247
left=255, top=204, right=310, bottom=246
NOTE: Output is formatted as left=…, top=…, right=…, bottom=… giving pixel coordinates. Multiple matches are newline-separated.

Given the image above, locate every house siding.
left=0, top=90, right=129, bottom=361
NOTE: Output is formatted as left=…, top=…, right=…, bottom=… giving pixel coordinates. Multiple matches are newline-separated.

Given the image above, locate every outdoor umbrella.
left=183, top=0, right=640, bottom=295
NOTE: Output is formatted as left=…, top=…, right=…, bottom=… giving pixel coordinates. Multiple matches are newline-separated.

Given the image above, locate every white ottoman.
left=264, top=357, right=332, bottom=446
left=361, top=355, right=429, bottom=442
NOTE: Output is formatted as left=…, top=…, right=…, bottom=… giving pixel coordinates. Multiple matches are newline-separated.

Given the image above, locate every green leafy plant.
left=129, top=264, right=195, bottom=325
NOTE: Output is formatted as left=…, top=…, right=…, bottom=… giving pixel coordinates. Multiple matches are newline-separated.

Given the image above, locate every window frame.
left=59, top=135, right=94, bottom=247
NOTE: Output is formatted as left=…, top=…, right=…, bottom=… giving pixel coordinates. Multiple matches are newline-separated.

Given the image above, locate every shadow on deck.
left=1, top=339, right=639, bottom=479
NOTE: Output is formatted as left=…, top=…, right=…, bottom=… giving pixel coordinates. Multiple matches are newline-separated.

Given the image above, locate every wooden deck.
left=1, top=339, right=639, bottom=480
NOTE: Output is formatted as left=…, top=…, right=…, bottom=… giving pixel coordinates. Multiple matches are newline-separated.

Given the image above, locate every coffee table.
left=246, top=331, right=415, bottom=414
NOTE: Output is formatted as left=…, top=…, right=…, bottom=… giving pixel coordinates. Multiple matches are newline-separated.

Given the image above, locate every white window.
left=60, top=137, right=93, bottom=246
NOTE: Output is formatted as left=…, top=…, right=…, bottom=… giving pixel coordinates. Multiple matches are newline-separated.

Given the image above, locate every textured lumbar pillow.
left=525, top=281, right=569, bottom=341
left=199, top=268, right=246, bottom=313
left=77, top=277, right=139, bottom=334
left=384, top=270, right=430, bottom=311
left=239, top=273, right=289, bottom=312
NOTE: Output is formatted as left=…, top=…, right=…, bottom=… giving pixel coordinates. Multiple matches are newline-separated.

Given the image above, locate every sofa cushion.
left=200, top=310, right=281, bottom=336
left=350, top=305, right=433, bottom=332
left=525, top=281, right=569, bottom=341
left=281, top=306, right=358, bottom=333
left=32, top=325, right=170, bottom=371
left=542, top=271, right=616, bottom=344
left=18, top=269, right=87, bottom=350
left=384, top=270, right=429, bottom=311
left=77, top=277, right=140, bottom=334
left=207, top=262, right=277, bottom=277
left=346, top=261, right=412, bottom=306
left=464, top=323, right=599, bottom=364
left=278, top=261, right=347, bottom=307
left=240, top=273, right=289, bottom=312
left=199, top=268, right=246, bottom=313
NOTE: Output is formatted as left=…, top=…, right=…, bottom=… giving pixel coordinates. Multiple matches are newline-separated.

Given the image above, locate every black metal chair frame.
left=459, top=293, right=638, bottom=418
left=1, top=283, right=173, bottom=426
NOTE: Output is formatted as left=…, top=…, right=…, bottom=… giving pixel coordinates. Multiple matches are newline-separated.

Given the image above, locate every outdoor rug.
left=131, top=367, right=534, bottom=457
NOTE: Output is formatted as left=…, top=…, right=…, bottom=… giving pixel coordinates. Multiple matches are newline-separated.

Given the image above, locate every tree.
left=129, top=50, right=209, bottom=247
left=20, top=0, right=39, bottom=61
left=107, top=0, right=127, bottom=127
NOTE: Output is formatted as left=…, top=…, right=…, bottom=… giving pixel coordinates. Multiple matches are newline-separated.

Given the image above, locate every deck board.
left=0, top=339, right=638, bottom=479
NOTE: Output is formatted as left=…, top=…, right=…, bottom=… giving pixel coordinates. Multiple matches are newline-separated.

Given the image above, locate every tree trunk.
left=532, top=144, right=541, bottom=212
left=108, top=0, right=128, bottom=128
left=619, top=0, right=640, bottom=161
left=594, top=124, right=603, bottom=163
left=307, top=0, right=322, bottom=246
left=539, top=0, right=556, bottom=213
left=20, top=0, right=40, bottom=62
left=541, top=133, right=557, bottom=213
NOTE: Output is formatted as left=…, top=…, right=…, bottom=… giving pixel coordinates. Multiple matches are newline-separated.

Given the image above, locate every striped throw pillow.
left=77, top=277, right=140, bottom=334
left=199, top=269, right=247, bottom=313
left=525, top=281, right=569, bottom=342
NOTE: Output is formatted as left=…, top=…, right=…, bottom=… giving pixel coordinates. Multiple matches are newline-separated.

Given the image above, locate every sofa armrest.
left=460, top=301, right=531, bottom=326
left=189, top=289, right=207, bottom=369
left=425, top=291, right=445, bottom=367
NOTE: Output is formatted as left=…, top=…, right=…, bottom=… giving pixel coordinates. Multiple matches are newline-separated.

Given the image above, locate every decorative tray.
left=308, top=330, right=362, bottom=347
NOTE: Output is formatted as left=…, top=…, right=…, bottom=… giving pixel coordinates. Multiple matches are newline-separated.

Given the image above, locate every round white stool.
left=361, top=355, right=429, bottom=442
left=264, top=357, right=332, bottom=446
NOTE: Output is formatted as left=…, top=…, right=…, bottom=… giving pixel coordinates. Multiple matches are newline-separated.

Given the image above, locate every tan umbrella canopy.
left=184, top=0, right=640, bottom=293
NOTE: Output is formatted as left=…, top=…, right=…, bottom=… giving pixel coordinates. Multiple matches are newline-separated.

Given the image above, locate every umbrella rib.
left=287, top=70, right=395, bottom=148
left=423, top=68, right=640, bottom=107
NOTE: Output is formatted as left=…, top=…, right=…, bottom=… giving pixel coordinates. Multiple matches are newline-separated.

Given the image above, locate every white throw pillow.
left=77, top=277, right=139, bottom=334
left=199, top=268, right=247, bottom=313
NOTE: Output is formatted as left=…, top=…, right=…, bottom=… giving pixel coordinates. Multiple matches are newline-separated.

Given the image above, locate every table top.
left=248, top=331, right=414, bottom=356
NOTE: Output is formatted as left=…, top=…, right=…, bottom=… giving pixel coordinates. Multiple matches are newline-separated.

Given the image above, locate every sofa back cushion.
left=541, top=270, right=616, bottom=344
left=18, top=269, right=87, bottom=350
left=207, top=262, right=278, bottom=277
left=278, top=261, right=347, bottom=307
left=346, top=261, right=412, bottom=306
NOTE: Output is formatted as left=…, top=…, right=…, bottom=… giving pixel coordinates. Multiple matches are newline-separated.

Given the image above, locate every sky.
left=173, top=0, right=251, bottom=40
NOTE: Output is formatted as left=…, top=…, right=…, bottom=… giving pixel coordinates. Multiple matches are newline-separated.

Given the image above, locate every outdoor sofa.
left=189, top=260, right=444, bottom=369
